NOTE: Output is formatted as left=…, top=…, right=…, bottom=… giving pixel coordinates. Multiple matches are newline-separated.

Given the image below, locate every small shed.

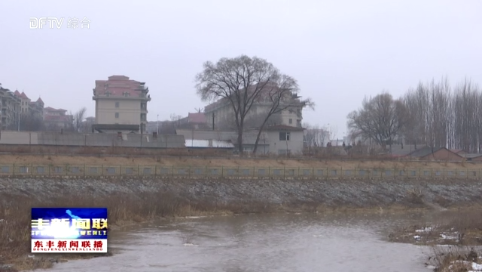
left=406, top=147, right=465, bottom=161
left=462, top=153, right=482, bottom=162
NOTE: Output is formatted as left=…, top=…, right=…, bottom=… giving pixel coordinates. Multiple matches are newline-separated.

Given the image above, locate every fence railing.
left=1, top=164, right=481, bottom=180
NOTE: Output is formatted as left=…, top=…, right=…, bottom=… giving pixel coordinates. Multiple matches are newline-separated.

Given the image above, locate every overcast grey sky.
left=1, top=0, right=481, bottom=138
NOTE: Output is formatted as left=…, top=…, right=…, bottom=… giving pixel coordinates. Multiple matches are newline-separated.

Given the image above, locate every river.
left=39, top=212, right=433, bottom=272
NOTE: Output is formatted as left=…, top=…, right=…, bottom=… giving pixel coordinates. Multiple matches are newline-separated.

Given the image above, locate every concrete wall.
left=267, top=130, right=303, bottom=155
left=0, top=131, right=184, bottom=148
left=0, top=131, right=39, bottom=144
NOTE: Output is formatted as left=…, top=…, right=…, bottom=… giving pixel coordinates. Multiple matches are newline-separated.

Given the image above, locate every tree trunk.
left=252, top=118, right=271, bottom=155
left=237, top=126, right=244, bottom=154
left=252, top=128, right=264, bottom=155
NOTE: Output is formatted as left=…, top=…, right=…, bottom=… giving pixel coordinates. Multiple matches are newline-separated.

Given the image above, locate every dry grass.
left=389, top=208, right=482, bottom=247
left=0, top=154, right=479, bottom=170
left=428, top=246, right=481, bottom=272
left=0, top=191, right=233, bottom=271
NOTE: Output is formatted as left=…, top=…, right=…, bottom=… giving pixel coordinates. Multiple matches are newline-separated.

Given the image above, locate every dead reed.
left=0, top=191, right=232, bottom=271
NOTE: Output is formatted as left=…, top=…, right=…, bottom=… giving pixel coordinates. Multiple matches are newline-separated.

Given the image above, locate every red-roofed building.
left=30, top=97, right=44, bottom=120
left=44, top=107, right=73, bottom=130
left=92, top=75, right=151, bottom=133
left=176, top=112, right=209, bottom=130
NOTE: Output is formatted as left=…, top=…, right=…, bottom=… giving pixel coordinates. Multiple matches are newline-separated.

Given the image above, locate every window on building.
left=289, top=119, right=292, bottom=124
left=115, top=112, right=119, bottom=118
left=297, top=119, right=301, bottom=127
left=279, top=132, right=290, bottom=141
left=115, top=102, right=119, bottom=108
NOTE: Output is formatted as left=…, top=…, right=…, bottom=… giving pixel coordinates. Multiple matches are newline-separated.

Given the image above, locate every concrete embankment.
left=1, top=177, right=481, bottom=210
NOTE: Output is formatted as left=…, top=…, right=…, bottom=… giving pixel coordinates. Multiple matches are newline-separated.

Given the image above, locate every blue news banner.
left=31, top=208, right=108, bottom=253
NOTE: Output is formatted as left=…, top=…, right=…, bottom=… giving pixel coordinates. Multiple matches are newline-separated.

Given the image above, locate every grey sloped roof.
left=406, top=146, right=446, bottom=158
left=461, top=153, right=482, bottom=159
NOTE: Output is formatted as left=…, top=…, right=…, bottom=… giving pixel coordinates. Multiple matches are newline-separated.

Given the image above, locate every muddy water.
left=42, top=212, right=433, bottom=272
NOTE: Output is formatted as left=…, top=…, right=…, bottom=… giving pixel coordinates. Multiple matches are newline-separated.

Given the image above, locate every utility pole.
left=157, top=114, right=159, bottom=134
left=212, top=112, right=214, bottom=131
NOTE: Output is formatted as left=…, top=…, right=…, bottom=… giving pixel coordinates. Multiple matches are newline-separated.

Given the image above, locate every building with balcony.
left=92, top=75, right=151, bottom=133
left=43, top=107, right=73, bottom=130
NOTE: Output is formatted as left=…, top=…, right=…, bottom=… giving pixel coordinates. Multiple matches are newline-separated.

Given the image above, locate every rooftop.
left=187, top=112, right=207, bottom=123
left=14, top=90, right=30, bottom=100
left=44, top=107, right=67, bottom=113
left=94, top=75, right=149, bottom=98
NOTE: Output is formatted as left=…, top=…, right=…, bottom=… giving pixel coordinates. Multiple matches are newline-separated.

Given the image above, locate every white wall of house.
left=205, top=99, right=304, bottom=130
left=95, top=99, right=145, bottom=125
left=280, top=109, right=302, bottom=127
left=267, top=130, right=304, bottom=155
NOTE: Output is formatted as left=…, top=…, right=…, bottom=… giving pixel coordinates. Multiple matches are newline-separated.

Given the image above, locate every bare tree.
left=403, top=80, right=452, bottom=149
left=347, top=92, right=408, bottom=150
left=81, top=118, right=95, bottom=133
left=16, top=113, right=44, bottom=131
left=453, top=80, right=481, bottom=152
left=304, top=123, right=330, bottom=148
left=350, top=78, right=482, bottom=153
left=73, top=107, right=87, bottom=133
left=170, top=113, right=182, bottom=122
left=195, top=55, right=283, bottom=154
left=251, top=78, right=314, bottom=154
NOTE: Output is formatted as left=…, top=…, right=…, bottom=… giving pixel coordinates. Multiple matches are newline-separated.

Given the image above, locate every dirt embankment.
left=1, top=164, right=482, bottom=271
left=1, top=177, right=482, bottom=211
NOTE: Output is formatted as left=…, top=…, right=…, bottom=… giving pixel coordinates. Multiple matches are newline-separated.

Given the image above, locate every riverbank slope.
left=1, top=176, right=482, bottom=271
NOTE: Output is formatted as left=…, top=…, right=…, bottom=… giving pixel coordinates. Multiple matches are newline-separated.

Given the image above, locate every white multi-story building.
left=92, top=75, right=151, bottom=133
left=0, top=88, right=20, bottom=130
left=203, top=82, right=305, bottom=130
left=197, top=82, right=307, bottom=154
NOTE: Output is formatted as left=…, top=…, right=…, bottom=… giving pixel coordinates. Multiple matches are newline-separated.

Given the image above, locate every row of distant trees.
left=348, top=78, right=482, bottom=153
left=7, top=107, right=92, bottom=133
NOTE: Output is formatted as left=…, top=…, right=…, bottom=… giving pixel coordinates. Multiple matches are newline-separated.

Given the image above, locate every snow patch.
left=415, top=227, right=433, bottom=233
